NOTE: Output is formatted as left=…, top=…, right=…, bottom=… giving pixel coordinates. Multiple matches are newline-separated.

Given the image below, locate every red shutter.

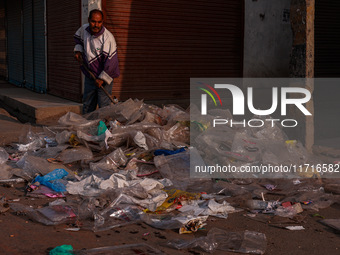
left=103, top=0, right=244, bottom=102
left=46, top=0, right=82, bottom=102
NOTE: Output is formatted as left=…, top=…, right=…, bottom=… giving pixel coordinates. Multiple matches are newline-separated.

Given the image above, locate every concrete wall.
left=243, top=0, right=292, bottom=77
left=82, top=0, right=102, bottom=24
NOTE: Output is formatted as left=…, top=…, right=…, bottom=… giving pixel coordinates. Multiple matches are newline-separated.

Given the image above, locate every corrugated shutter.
left=314, top=1, right=340, bottom=143
left=33, top=0, right=46, bottom=93
left=0, top=1, right=6, bottom=79
left=7, top=0, right=24, bottom=86
left=315, top=0, right=340, bottom=77
left=103, top=0, right=244, bottom=101
left=23, top=0, right=34, bottom=90
left=47, top=0, right=82, bottom=102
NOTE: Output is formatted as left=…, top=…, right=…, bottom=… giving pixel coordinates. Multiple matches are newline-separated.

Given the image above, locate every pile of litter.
left=0, top=98, right=339, bottom=254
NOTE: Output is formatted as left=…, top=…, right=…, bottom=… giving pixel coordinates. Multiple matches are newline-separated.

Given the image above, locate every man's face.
left=88, top=12, right=103, bottom=34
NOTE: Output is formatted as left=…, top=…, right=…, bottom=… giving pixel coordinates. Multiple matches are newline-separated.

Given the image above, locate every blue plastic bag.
left=33, top=168, right=68, bottom=193
left=154, top=148, right=186, bottom=156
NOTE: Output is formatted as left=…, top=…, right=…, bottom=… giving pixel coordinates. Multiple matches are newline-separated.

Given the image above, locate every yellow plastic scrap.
left=297, top=166, right=321, bottom=179
left=145, top=189, right=201, bottom=214
left=69, top=134, right=79, bottom=147
left=190, top=121, right=209, bottom=132
left=285, top=140, right=321, bottom=179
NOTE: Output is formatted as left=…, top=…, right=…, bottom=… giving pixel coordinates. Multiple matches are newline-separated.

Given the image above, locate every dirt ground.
left=0, top=107, right=339, bottom=255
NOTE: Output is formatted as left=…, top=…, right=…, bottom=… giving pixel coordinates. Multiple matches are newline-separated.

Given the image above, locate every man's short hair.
left=89, top=9, right=104, bottom=20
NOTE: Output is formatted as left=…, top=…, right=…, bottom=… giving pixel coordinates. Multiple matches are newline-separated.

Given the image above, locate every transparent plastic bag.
left=56, top=130, right=74, bottom=144
left=0, top=163, right=14, bottom=179
left=117, top=98, right=144, bottom=123
left=162, top=105, right=189, bottom=124
left=231, top=133, right=262, bottom=163
left=133, top=131, right=148, bottom=150
left=166, top=236, right=217, bottom=253
left=249, top=115, right=288, bottom=142
left=76, top=129, right=106, bottom=143
left=58, top=112, right=99, bottom=135
left=59, top=147, right=93, bottom=164
left=16, top=154, right=53, bottom=179
left=33, top=145, right=68, bottom=159
left=154, top=149, right=212, bottom=192
left=58, top=112, right=91, bottom=126
left=284, top=189, right=335, bottom=212
left=141, top=111, right=163, bottom=125
left=74, top=243, right=163, bottom=255
left=194, top=125, right=235, bottom=158
left=166, top=228, right=267, bottom=254
left=10, top=203, right=76, bottom=226
left=17, top=124, right=44, bottom=152
left=27, top=204, right=77, bottom=225
left=93, top=205, right=143, bottom=232
left=286, top=140, right=309, bottom=165
left=274, top=203, right=303, bottom=217
left=141, top=213, right=187, bottom=230
left=85, top=98, right=144, bottom=123
left=0, top=147, right=9, bottom=164
left=90, top=148, right=127, bottom=172
left=164, top=122, right=190, bottom=144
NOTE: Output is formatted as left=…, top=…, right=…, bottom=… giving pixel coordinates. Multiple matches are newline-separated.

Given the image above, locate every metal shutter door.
left=0, top=1, right=6, bottom=79
left=315, top=0, right=340, bottom=77
left=103, top=0, right=244, bottom=101
left=23, top=0, right=34, bottom=90
left=7, top=0, right=24, bottom=86
left=47, top=0, right=82, bottom=102
left=33, top=0, right=46, bottom=93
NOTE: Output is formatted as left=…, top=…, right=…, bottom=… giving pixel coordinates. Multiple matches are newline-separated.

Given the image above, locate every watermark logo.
left=198, top=83, right=311, bottom=128
left=197, top=82, right=222, bottom=115
left=200, top=84, right=311, bottom=116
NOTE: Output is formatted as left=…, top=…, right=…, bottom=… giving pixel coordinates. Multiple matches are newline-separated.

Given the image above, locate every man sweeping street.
left=74, top=9, right=120, bottom=114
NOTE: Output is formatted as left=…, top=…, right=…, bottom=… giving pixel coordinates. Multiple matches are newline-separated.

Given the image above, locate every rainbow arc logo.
left=197, top=82, right=222, bottom=107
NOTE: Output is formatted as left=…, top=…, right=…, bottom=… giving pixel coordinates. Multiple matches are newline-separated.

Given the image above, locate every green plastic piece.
left=49, top=245, right=74, bottom=255
left=97, top=121, right=107, bottom=136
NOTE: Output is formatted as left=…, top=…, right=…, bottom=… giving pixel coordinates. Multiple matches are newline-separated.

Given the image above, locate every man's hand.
left=95, top=79, right=104, bottom=88
left=74, top=51, right=83, bottom=63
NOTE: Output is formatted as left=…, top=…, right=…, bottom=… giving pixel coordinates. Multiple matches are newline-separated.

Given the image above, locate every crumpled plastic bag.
left=179, top=199, right=236, bottom=219
left=133, top=131, right=148, bottom=150
left=59, top=147, right=93, bottom=164
left=166, top=228, right=267, bottom=254
left=0, top=164, right=14, bottom=180
left=66, top=171, right=169, bottom=211
left=0, top=147, right=9, bottom=164
left=90, top=148, right=127, bottom=172
left=93, top=204, right=144, bottom=232
left=9, top=203, right=76, bottom=226
left=154, top=149, right=213, bottom=192
left=142, top=213, right=207, bottom=231
left=17, top=124, right=44, bottom=152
